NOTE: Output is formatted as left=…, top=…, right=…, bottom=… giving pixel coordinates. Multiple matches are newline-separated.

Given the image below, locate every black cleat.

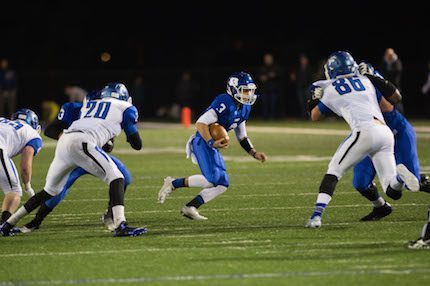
left=420, top=174, right=430, bottom=193
left=360, top=203, right=392, bottom=221
left=114, top=222, right=148, bottom=237
left=0, top=222, right=15, bottom=237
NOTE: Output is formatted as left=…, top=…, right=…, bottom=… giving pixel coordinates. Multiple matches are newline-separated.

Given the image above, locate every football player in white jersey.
left=1, top=83, right=147, bottom=237
left=305, top=51, right=419, bottom=228
left=0, top=109, right=42, bottom=224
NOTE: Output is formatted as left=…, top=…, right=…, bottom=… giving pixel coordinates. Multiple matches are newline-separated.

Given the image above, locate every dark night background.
left=1, top=1, right=429, bottom=120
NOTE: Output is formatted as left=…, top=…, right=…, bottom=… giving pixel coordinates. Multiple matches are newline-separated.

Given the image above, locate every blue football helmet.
left=324, top=51, right=358, bottom=79
left=11, top=108, right=41, bottom=132
left=226, top=72, right=257, bottom=105
left=100, top=82, right=130, bottom=102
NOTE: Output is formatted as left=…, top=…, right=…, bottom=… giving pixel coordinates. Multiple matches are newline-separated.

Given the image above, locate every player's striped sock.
left=311, top=193, right=332, bottom=219
left=172, top=178, right=185, bottom=188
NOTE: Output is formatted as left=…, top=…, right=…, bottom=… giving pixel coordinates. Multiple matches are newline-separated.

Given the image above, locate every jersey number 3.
left=333, top=78, right=365, bottom=95
left=84, top=101, right=111, bottom=119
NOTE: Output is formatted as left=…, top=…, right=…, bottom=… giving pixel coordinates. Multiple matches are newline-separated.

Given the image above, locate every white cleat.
left=158, top=177, right=175, bottom=203
left=101, top=213, right=116, bottom=231
left=408, top=238, right=430, bottom=249
left=19, top=226, right=37, bottom=233
left=305, top=216, right=322, bottom=228
left=180, top=206, right=208, bottom=220
left=397, top=164, right=420, bottom=192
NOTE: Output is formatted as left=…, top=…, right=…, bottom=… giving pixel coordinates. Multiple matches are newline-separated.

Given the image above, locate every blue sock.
left=311, top=203, right=327, bottom=219
left=172, top=178, right=186, bottom=189
left=186, top=195, right=205, bottom=209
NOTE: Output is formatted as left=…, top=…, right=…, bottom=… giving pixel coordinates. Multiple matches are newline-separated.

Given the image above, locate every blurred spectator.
left=156, top=71, right=200, bottom=122
left=175, top=71, right=199, bottom=110
left=131, top=74, right=145, bottom=115
left=379, top=48, right=404, bottom=113
left=64, top=85, right=87, bottom=103
left=258, top=53, right=282, bottom=120
left=295, top=53, right=313, bottom=118
left=41, top=100, right=60, bottom=128
left=0, top=58, right=18, bottom=117
left=421, top=61, right=430, bottom=96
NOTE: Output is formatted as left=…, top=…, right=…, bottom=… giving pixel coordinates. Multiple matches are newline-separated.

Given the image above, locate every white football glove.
left=358, top=62, right=375, bottom=76
left=311, top=86, right=324, bottom=100
left=24, top=182, right=35, bottom=198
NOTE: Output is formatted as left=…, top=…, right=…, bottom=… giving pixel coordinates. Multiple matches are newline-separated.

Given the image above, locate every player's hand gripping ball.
left=209, top=123, right=230, bottom=148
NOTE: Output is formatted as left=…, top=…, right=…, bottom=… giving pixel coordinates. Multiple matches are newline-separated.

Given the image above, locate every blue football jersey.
left=58, top=102, right=83, bottom=129
left=382, top=109, right=409, bottom=135
left=206, top=93, right=251, bottom=131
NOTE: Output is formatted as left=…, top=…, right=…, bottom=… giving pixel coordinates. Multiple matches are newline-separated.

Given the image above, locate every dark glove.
left=102, top=138, right=115, bottom=153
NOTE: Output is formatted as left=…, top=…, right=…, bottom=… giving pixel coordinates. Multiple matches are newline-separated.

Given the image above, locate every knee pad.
left=319, top=174, right=338, bottom=197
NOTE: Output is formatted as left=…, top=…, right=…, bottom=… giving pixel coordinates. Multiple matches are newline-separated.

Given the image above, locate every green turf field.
left=1, top=120, right=429, bottom=285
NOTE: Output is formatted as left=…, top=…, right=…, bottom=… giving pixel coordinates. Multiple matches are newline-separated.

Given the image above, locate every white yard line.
left=1, top=268, right=429, bottom=285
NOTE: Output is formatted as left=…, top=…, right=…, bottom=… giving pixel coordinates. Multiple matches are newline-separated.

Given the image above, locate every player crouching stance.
left=1, top=83, right=146, bottom=237
left=305, top=51, right=419, bottom=228
left=0, top=109, right=42, bottom=225
left=158, top=72, right=267, bottom=220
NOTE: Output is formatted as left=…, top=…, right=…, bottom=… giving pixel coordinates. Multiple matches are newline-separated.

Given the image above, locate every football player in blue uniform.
left=158, top=72, right=267, bottom=220
left=1, top=83, right=146, bottom=237
left=18, top=90, right=132, bottom=233
left=352, top=63, right=430, bottom=221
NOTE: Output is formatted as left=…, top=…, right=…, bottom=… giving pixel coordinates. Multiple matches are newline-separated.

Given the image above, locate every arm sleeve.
left=25, top=138, right=43, bottom=156
left=121, top=106, right=139, bottom=136
left=127, top=131, right=142, bottom=150
left=196, top=109, right=218, bottom=125
left=366, top=74, right=397, bottom=99
left=44, top=118, right=67, bottom=140
left=234, top=121, right=247, bottom=141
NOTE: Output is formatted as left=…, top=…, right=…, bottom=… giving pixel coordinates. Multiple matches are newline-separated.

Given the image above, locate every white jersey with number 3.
left=65, top=98, right=137, bottom=147
left=0, top=118, right=42, bottom=157
left=316, top=75, right=385, bottom=129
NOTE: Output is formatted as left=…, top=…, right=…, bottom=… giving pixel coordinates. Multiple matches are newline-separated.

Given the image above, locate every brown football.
left=209, top=123, right=230, bottom=142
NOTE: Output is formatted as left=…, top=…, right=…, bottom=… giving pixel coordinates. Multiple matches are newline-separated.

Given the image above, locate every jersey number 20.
left=332, top=78, right=365, bottom=95
left=84, top=101, right=111, bottom=119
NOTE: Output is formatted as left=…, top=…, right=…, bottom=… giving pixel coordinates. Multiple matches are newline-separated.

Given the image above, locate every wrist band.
left=207, top=139, right=215, bottom=148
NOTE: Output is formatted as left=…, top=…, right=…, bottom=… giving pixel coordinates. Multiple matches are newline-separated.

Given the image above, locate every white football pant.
left=43, top=132, right=124, bottom=196
left=327, top=123, right=398, bottom=192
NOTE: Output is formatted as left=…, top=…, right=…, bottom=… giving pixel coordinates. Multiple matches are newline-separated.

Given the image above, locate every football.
left=209, top=123, right=229, bottom=142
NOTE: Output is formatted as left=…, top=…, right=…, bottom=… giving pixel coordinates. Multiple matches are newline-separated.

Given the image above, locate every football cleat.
left=180, top=206, right=208, bottom=220
left=0, top=222, right=14, bottom=237
left=158, top=176, right=175, bottom=204
left=101, top=212, right=116, bottom=231
left=305, top=216, right=322, bottom=228
left=360, top=202, right=392, bottom=221
left=408, top=238, right=430, bottom=249
left=420, top=174, right=430, bottom=193
left=20, top=220, right=41, bottom=233
left=19, top=225, right=38, bottom=233
left=114, top=222, right=148, bottom=237
left=397, top=164, right=420, bottom=192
